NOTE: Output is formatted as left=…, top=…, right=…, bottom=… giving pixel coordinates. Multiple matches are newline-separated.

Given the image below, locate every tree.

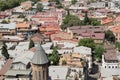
left=1, top=42, right=9, bottom=59
left=49, top=47, right=60, bottom=65
left=3, top=41, right=7, bottom=48
left=56, top=4, right=63, bottom=9
left=84, top=12, right=90, bottom=25
left=1, top=20, right=8, bottom=24
left=49, top=0, right=60, bottom=4
left=78, top=38, right=95, bottom=50
left=94, top=45, right=104, bottom=61
left=90, top=18, right=101, bottom=26
left=29, top=39, right=35, bottom=49
left=115, top=42, right=120, bottom=51
left=62, top=14, right=82, bottom=29
left=71, top=0, right=77, bottom=4
left=24, top=18, right=28, bottom=22
left=37, top=3, right=43, bottom=12
left=18, top=14, right=25, bottom=18
left=105, top=30, right=115, bottom=42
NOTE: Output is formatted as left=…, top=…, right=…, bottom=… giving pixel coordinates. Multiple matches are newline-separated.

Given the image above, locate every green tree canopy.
left=105, top=30, right=115, bottom=42
left=1, top=42, right=9, bottom=59
left=1, top=20, right=9, bottom=24
left=62, top=14, right=82, bottom=29
left=24, top=18, right=28, bottom=22
left=94, top=45, right=105, bottom=61
left=90, top=18, right=101, bottom=26
left=83, top=13, right=101, bottom=26
left=29, top=39, right=35, bottom=49
left=48, top=47, right=60, bottom=65
left=115, top=42, right=120, bottom=51
left=49, top=0, right=60, bottom=4
left=18, top=14, right=26, bottom=18
left=3, top=41, right=7, bottom=48
left=84, top=12, right=90, bottom=25
left=71, top=0, right=77, bottom=4
left=37, top=3, right=43, bottom=12
left=0, top=0, right=38, bottom=11
left=78, top=38, right=95, bottom=50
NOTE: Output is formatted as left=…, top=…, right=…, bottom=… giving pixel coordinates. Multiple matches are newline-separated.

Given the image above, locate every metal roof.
left=31, top=43, right=49, bottom=65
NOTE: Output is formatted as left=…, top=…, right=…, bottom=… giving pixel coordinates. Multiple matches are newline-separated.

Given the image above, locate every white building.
left=101, top=52, right=120, bottom=78
left=49, top=66, right=83, bottom=80
left=73, top=46, right=92, bottom=69
left=15, top=41, right=29, bottom=51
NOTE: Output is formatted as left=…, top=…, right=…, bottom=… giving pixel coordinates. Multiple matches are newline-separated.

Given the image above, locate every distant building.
left=100, top=43, right=120, bottom=79
left=68, top=26, right=105, bottom=44
left=59, top=46, right=92, bottom=69
left=16, top=22, right=37, bottom=36
left=0, top=23, right=16, bottom=36
left=32, top=11, right=63, bottom=25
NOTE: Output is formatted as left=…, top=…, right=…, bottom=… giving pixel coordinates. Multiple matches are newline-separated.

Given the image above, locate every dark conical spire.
left=31, top=43, right=49, bottom=65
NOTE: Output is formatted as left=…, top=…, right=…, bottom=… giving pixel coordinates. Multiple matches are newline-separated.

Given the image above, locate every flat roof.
left=5, top=70, right=31, bottom=76
left=49, top=66, right=69, bottom=80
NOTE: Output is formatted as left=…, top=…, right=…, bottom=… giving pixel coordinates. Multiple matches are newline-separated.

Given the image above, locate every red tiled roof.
left=110, top=26, right=120, bottom=33
left=101, top=17, right=114, bottom=25
left=39, top=24, right=61, bottom=32
left=51, top=32, right=73, bottom=41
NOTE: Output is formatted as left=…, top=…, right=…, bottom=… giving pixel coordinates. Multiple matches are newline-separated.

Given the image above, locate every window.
left=116, top=66, right=117, bottom=68
left=109, top=66, right=111, bottom=68
left=43, top=70, right=45, bottom=79
left=105, top=66, right=106, bottom=68
left=35, top=71, right=37, bottom=80
left=112, top=66, right=114, bottom=68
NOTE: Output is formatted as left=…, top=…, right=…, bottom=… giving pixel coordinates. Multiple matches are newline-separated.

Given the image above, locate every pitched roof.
left=31, top=43, right=49, bottom=65
left=16, top=22, right=30, bottom=28
left=51, top=32, right=73, bottom=41
left=110, top=26, right=120, bottom=33
left=101, top=17, right=114, bottom=25
left=0, top=23, right=16, bottom=29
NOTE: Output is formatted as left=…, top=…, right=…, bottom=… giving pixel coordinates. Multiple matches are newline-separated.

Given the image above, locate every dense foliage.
left=71, top=0, right=77, bottom=4
left=1, top=20, right=9, bottom=24
left=115, top=42, right=120, bottom=51
left=0, top=0, right=36, bottom=11
left=62, top=12, right=101, bottom=29
left=37, top=3, right=43, bottom=12
left=49, top=0, right=63, bottom=8
left=62, top=14, right=82, bottom=29
left=105, top=30, right=115, bottom=42
left=78, top=38, right=95, bottom=50
left=84, top=13, right=101, bottom=26
left=48, top=46, right=60, bottom=65
left=29, top=39, right=35, bottom=49
left=94, top=45, right=105, bottom=61
left=0, top=0, right=20, bottom=11
left=84, top=12, right=90, bottom=25
left=1, top=42, right=9, bottom=59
